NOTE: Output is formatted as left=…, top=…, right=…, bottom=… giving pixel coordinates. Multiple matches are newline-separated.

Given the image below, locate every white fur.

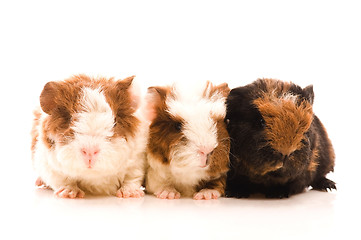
left=146, top=81, right=226, bottom=197
left=73, top=88, right=116, bottom=140
left=33, top=87, right=148, bottom=196
left=281, top=92, right=298, bottom=103
left=166, top=82, right=224, bottom=154
left=167, top=82, right=227, bottom=119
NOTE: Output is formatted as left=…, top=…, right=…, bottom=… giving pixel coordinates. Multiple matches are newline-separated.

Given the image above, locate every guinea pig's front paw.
left=116, top=186, right=145, bottom=198
left=55, top=186, right=85, bottom=199
left=225, top=190, right=251, bottom=198
left=311, top=177, right=336, bottom=192
left=154, top=188, right=181, bottom=199
left=35, top=177, right=51, bottom=190
left=193, top=189, right=221, bottom=200
left=264, top=188, right=290, bottom=199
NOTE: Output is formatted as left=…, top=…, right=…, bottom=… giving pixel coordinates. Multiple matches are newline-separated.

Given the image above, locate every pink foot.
left=155, top=188, right=181, bottom=199
left=35, top=177, right=51, bottom=189
left=35, top=177, right=44, bottom=186
left=193, top=189, right=221, bottom=200
left=55, top=186, right=85, bottom=199
left=116, top=186, right=145, bottom=198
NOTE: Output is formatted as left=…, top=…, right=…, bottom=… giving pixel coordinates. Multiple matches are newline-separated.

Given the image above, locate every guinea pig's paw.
left=193, top=189, right=221, bottom=200
left=264, top=188, right=290, bottom=199
left=35, top=177, right=45, bottom=187
left=55, top=186, right=85, bottom=199
left=225, top=190, right=251, bottom=199
left=154, top=188, right=181, bottom=200
left=116, top=186, right=145, bottom=198
left=35, top=177, right=51, bottom=189
left=311, top=177, right=337, bottom=192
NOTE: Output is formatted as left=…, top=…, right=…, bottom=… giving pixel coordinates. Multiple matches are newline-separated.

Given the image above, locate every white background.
left=0, top=0, right=360, bottom=239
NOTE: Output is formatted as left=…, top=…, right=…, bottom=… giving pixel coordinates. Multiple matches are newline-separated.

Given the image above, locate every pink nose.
left=81, top=147, right=100, bottom=168
left=198, top=146, right=215, bottom=168
left=199, top=146, right=214, bottom=156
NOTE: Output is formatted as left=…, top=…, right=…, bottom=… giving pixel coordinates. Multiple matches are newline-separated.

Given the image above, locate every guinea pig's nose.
left=198, top=146, right=215, bottom=168
left=81, top=147, right=100, bottom=158
left=280, top=154, right=290, bottom=164
left=81, top=147, right=100, bottom=168
left=198, top=146, right=215, bottom=156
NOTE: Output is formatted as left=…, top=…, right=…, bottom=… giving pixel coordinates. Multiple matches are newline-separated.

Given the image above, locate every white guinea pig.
left=145, top=81, right=230, bottom=200
left=31, top=75, right=148, bottom=198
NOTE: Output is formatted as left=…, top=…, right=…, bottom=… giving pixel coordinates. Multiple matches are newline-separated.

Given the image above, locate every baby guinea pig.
left=145, top=81, right=230, bottom=200
left=225, top=78, right=336, bottom=198
left=31, top=74, right=148, bottom=198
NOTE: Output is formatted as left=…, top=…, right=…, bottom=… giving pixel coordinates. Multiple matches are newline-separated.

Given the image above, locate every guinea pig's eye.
left=174, top=122, right=182, bottom=131
left=260, top=118, right=266, bottom=128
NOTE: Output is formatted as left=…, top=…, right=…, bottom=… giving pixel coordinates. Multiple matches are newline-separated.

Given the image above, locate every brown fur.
left=226, top=78, right=336, bottom=198
left=37, top=75, right=139, bottom=151
left=102, top=75, right=140, bottom=139
left=254, top=93, right=313, bottom=156
left=146, top=82, right=230, bottom=198
left=308, top=150, right=319, bottom=172
left=31, top=108, right=42, bottom=159
left=205, top=84, right=231, bottom=190
left=207, top=119, right=230, bottom=177
left=262, top=78, right=292, bottom=95
left=146, top=86, right=183, bottom=164
left=31, top=74, right=147, bottom=197
left=308, top=132, right=320, bottom=172
left=203, top=81, right=230, bottom=99
left=197, top=176, right=226, bottom=195
left=201, top=119, right=230, bottom=195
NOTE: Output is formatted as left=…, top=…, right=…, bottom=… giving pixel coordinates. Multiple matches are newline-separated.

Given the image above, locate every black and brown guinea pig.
left=145, top=81, right=230, bottom=200
left=31, top=75, right=148, bottom=198
left=225, top=78, right=336, bottom=198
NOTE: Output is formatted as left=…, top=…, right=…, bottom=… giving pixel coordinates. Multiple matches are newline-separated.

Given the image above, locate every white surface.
left=0, top=0, right=360, bottom=239
left=1, top=187, right=345, bottom=240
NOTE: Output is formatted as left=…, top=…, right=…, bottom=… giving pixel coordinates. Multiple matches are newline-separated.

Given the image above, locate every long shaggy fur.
left=145, top=81, right=230, bottom=199
left=225, top=78, right=336, bottom=198
left=31, top=75, right=148, bottom=197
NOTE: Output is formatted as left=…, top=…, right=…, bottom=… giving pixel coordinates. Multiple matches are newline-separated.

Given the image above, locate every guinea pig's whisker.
left=218, top=137, right=230, bottom=143
left=257, top=140, right=270, bottom=150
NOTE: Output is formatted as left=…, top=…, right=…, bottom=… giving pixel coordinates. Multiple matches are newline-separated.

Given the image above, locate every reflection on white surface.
left=3, top=179, right=346, bottom=240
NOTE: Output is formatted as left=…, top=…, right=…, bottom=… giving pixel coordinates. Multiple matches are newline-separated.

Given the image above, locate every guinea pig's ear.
left=125, top=75, right=141, bottom=111
left=115, top=75, right=140, bottom=111
left=303, top=85, right=314, bottom=105
left=226, top=86, right=249, bottom=115
left=215, top=82, right=230, bottom=98
left=228, top=86, right=247, bottom=101
left=40, top=81, right=61, bottom=114
left=204, top=81, right=230, bottom=99
left=145, top=86, right=169, bottom=122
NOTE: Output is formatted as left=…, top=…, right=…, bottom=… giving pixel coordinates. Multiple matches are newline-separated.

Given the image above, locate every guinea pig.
left=145, top=81, right=230, bottom=200
left=225, top=78, right=336, bottom=198
left=31, top=74, right=148, bottom=198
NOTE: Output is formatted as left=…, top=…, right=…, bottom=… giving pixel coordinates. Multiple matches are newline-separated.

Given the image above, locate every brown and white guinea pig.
left=225, top=78, right=336, bottom=198
left=144, top=81, right=230, bottom=200
left=31, top=74, right=148, bottom=198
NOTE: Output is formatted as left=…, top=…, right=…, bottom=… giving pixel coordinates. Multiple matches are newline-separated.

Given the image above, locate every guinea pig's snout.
left=281, top=154, right=289, bottom=163
left=198, top=146, right=215, bottom=168
left=81, top=146, right=100, bottom=169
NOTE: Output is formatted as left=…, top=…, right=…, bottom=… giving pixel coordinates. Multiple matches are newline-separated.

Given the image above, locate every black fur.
left=225, top=79, right=336, bottom=198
